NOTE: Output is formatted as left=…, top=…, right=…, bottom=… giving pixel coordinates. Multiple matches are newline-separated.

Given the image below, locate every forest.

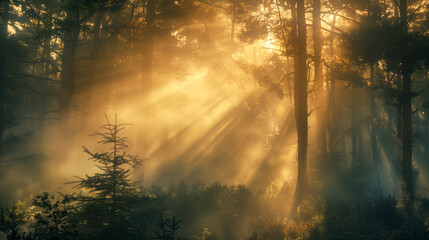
left=1, top=0, right=429, bottom=239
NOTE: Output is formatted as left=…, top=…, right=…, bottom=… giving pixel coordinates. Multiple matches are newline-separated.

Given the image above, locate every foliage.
left=297, top=195, right=326, bottom=223
left=30, top=192, right=78, bottom=240
left=158, top=181, right=257, bottom=239
left=0, top=201, right=29, bottom=240
left=2, top=182, right=429, bottom=240
left=153, top=215, right=183, bottom=240
left=347, top=16, right=429, bottom=73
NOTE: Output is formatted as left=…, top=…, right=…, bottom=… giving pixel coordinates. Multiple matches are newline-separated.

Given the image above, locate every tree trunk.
left=81, top=12, right=103, bottom=131
left=0, top=0, right=10, bottom=163
left=351, top=88, right=358, bottom=167
left=327, top=15, right=336, bottom=154
left=137, top=0, right=155, bottom=184
left=294, top=0, right=308, bottom=204
left=402, top=71, right=413, bottom=203
left=38, top=26, right=52, bottom=129
left=393, top=0, right=403, bottom=191
left=59, top=0, right=79, bottom=133
left=399, top=0, right=414, bottom=205
left=313, top=0, right=327, bottom=155
left=370, top=64, right=383, bottom=194
left=425, top=101, right=429, bottom=158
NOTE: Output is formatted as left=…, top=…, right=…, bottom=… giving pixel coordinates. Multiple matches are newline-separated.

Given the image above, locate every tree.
left=0, top=0, right=10, bottom=164
left=399, top=0, right=413, bottom=206
left=59, top=0, right=80, bottom=132
left=80, top=11, right=104, bottom=130
left=0, top=0, right=43, bottom=176
left=313, top=0, right=327, bottom=156
left=344, top=0, right=429, bottom=204
left=138, top=0, right=156, bottom=158
left=394, top=0, right=429, bottom=206
left=293, top=0, right=309, bottom=205
left=57, top=0, right=127, bottom=132
left=72, top=115, right=144, bottom=239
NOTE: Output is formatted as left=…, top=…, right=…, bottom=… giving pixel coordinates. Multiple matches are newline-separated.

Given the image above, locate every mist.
left=1, top=0, right=429, bottom=239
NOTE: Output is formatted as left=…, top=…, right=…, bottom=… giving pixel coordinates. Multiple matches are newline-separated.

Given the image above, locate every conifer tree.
left=72, top=115, right=144, bottom=239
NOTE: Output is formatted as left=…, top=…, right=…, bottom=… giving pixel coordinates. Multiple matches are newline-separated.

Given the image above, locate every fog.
left=1, top=0, right=429, bottom=239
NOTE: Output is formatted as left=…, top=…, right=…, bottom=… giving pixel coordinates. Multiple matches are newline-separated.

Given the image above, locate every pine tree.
left=72, top=115, right=144, bottom=239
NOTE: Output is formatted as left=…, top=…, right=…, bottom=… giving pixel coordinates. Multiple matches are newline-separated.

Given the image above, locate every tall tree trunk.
left=294, top=0, right=308, bottom=204
left=313, top=0, right=327, bottom=155
left=38, top=20, right=53, bottom=130
left=393, top=0, right=403, bottom=193
left=425, top=84, right=429, bottom=159
left=59, top=0, right=79, bottom=133
left=399, top=0, right=414, bottom=205
left=0, top=0, right=10, bottom=163
left=327, top=15, right=336, bottom=154
left=370, top=64, right=382, bottom=194
left=397, top=73, right=403, bottom=181
left=351, top=88, right=358, bottom=167
left=402, top=71, right=413, bottom=203
left=137, top=0, right=155, bottom=184
left=37, top=0, right=55, bottom=131
left=422, top=71, right=429, bottom=159
left=81, top=12, right=103, bottom=131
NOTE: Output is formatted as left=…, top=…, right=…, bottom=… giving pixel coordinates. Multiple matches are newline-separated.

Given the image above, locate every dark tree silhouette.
left=71, top=115, right=144, bottom=239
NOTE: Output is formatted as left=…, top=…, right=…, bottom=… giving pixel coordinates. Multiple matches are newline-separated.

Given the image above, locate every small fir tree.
left=71, top=115, right=144, bottom=238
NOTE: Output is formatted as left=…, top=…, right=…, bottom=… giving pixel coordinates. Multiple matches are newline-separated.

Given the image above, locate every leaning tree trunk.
left=294, top=0, right=308, bottom=205
left=399, top=0, right=414, bottom=205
